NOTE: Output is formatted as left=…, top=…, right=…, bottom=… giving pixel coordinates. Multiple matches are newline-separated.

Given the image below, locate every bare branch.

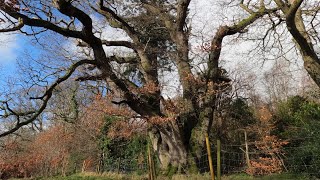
left=0, top=17, right=24, bottom=32
left=273, top=0, right=289, bottom=12
left=0, top=59, right=96, bottom=137
left=111, top=100, right=129, bottom=105
left=54, top=0, right=93, bottom=36
left=284, top=0, right=315, bottom=56
left=77, top=40, right=134, bottom=49
left=0, top=101, right=36, bottom=118
left=240, top=0, right=254, bottom=14
left=102, top=40, right=134, bottom=49
left=0, top=9, right=84, bottom=39
left=97, top=0, right=138, bottom=40
left=107, top=55, right=138, bottom=64
left=176, top=0, right=191, bottom=31
left=0, top=0, right=97, bottom=42
left=75, top=74, right=104, bottom=81
left=208, top=4, right=279, bottom=88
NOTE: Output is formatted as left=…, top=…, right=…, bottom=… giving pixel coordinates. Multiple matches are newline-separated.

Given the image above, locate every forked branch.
left=0, top=59, right=96, bottom=137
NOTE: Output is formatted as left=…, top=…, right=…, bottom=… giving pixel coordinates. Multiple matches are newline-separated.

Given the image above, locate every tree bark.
left=149, top=123, right=188, bottom=171
left=279, top=0, right=320, bottom=87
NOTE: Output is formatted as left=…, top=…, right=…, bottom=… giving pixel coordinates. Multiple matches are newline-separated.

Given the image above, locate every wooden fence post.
left=217, top=139, right=221, bottom=180
left=205, top=133, right=215, bottom=180
left=148, top=142, right=155, bottom=180
left=117, top=157, right=121, bottom=174
left=151, top=148, right=156, bottom=179
left=244, top=130, right=251, bottom=169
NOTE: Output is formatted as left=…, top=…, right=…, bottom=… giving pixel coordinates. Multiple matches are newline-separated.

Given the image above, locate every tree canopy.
left=0, top=0, right=320, bottom=171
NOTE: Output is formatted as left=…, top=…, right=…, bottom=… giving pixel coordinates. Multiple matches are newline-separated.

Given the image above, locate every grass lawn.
left=10, top=172, right=313, bottom=180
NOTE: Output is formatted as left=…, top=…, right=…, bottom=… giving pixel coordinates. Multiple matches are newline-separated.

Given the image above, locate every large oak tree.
left=0, top=0, right=319, bottom=170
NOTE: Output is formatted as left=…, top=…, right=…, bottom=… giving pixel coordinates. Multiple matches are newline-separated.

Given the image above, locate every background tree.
left=275, top=96, right=320, bottom=176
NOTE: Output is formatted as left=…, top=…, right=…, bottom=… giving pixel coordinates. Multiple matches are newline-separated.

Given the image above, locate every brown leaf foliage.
left=246, top=106, right=288, bottom=176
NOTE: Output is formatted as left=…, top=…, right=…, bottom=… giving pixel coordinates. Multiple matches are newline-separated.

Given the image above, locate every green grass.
left=9, top=172, right=314, bottom=180
left=25, top=172, right=148, bottom=180
left=260, top=173, right=310, bottom=180
left=222, top=173, right=311, bottom=180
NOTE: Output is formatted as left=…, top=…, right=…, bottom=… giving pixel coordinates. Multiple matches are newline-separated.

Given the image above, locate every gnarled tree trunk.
left=149, top=126, right=188, bottom=170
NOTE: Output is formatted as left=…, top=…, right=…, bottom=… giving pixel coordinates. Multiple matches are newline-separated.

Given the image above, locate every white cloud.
left=0, top=33, right=18, bottom=64
left=159, top=69, right=182, bottom=98
left=0, top=12, right=20, bottom=64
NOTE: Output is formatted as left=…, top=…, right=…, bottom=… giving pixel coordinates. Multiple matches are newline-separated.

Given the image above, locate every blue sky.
left=0, top=32, right=43, bottom=85
left=0, top=33, right=20, bottom=84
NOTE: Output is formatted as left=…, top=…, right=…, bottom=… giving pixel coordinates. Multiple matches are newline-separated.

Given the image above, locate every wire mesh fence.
left=88, top=133, right=320, bottom=179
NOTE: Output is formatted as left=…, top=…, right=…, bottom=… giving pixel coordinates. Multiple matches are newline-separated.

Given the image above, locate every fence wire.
left=90, top=134, right=320, bottom=179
